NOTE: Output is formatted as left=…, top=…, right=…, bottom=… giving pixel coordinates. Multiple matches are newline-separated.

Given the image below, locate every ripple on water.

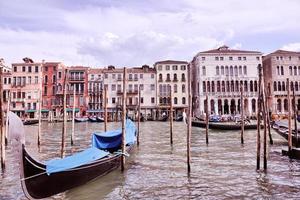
left=0, top=121, right=300, bottom=199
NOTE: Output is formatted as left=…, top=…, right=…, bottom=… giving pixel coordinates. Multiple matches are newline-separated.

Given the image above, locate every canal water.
left=1, top=121, right=300, bottom=199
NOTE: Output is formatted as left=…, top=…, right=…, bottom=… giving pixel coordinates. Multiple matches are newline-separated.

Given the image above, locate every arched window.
left=254, top=81, right=258, bottom=92
left=216, top=66, right=220, bottom=75
left=251, top=99, right=256, bottom=113
left=298, top=66, right=300, bottom=75
left=211, top=81, right=215, bottom=93
left=235, top=81, right=239, bottom=92
left=281, top=66, right=284, bottom=75
left=221, top=81, right=225, bottom=92
left=277, top=99, right=282, bottom=112
left=239, top=66, right=242, bottom=75
left=173, top=74, right=178, bottom=81
left=202, top=66, right=206, bottom=76
left=53, top=75, right=56, bottom=83
left=295, top=82, right=299, bottom=91
left=159, top=74, right=163, bottom=81
left=243, top=66, right=247, bottom=75
left=234, top=66, right=238, bottom=76
left=244, top=81, right=248, bottom=92
left=181, top=73, right=186, bottom=81
left=217, top=81, right=221, bottom=92
left=221, top=66, right=224, bottom=75
left=182, top=97, right=186, bottom=104
left=289, top=66, right=293, bottom=75
left=174, top=97, right=178, bottom=105
left=174, top=84, right=178, bottom=93
left=278, top=82, right=281, bottom=91
left=284, top=99, right=288, bottom=112
left=282, top=81, right=285, bottom=91
left=182, top=84, right=186, bottom=93
left=291, top=82, right=294, bottom=91
left=203, top=81, right=206, bottom=92
left=44, top=75, right=48, bottom=83
left=250, top=81, right=253, bottom=92
left=230, top=66, right=233, bottom=76
left=231, top=81, right=234, bottom=92
left=294, top=66, right=297, bottom=75
left=225, top=66, right=229, bottom=76
left=166, top=74, right=170, bottom=81
left=277, top=66, right=280, bottom=75
left=273, top=81, right=277, bottom=91
left=207, top=82, right=210, bottom=93
left=226, top=81, right=230, bottom=92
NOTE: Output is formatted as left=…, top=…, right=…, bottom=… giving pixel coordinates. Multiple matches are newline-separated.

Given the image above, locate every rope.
left=20, top=171, right=47, bottom=181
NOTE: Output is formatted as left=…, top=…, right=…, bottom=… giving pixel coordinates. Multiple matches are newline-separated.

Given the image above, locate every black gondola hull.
left=191, top=121, right=259, bottom=130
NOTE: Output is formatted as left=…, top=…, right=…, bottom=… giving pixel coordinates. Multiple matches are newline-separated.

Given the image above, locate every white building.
left=103, top=65, right=157, bottom=120
left=154, top=60, right=189, bottom=117
left=87, top=68, right=103, bottom=112
left=191, top=45, right=262, bottom=117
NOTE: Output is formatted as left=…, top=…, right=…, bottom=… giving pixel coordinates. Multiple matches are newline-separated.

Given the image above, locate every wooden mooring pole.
left=205, top=94, right=209, bottom=145
left=61, top=69, right=67, bottom=158
left=37, top=88, right=42, bottom=147
left=104, top=86, right=107, bottom=132
left=71, top=86, right=76, bottom=145
left=187, top=64, right=191, bottom=173
left=137, top=85, right=141, bottom=146
left=264, top=88, right=273, bottom=145
left=287, top=78, right=292, bottom=155
left=0, top=67, right=5, bottom=170
left=240, top=82, right=244, bottom=144
left=121, top=67, right=127, bottom=171
left=169, top=86, right=173, bottom=145
left=256, top=64, right=262, bottom=170
left=292, top=86, right=298, bottom=145
left=5, top=92, right=10, bottom=146
left=261, top=85, right=267, bottom=170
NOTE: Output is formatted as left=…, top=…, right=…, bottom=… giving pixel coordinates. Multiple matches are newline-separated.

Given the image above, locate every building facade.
left=263, top=50, right=300, bottom=114
left=191, top=46, right=262, bottom=117
left=88, top=68, right=103, bottom=112
left=154, top=60, right=189, bottom=118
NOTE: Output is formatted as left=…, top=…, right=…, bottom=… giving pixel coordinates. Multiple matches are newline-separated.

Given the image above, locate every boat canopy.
left=46, top=147, right=109, bottom=175
left=92, top=119, right=136, bottom=150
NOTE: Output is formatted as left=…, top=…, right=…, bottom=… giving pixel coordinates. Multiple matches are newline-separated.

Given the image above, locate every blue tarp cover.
left=92, top=119, right=136, bottom=150
left=46, top=147, right=109, bottom=175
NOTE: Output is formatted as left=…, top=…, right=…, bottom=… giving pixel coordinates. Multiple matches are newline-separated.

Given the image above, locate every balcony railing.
left=69, top=76, right=84, bottom=81
left=173, top=78, right=178, bottom=82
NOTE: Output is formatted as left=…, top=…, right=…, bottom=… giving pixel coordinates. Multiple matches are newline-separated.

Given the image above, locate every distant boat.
left=272, top=121, right=299, bottom=147
left=74, top=117, right=89, bottom=123
left=175, top=116, right=183, bottom=122
left=88, top=116, right=97, bottom=122
left=8, top=112, right=137, bottom=199
left=23, top=119, right=39, bottom=125
left=159, top=115, right=168, bottom=122
left=96, top=116, right=105, bottom=122
left=191, top=120, right=259, bottom=130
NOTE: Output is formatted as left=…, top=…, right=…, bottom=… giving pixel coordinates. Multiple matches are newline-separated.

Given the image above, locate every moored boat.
left=96, top=116, right=105, bottom=122
left=23, top=119, right=39, bottom=125
left=88, top=116, right=97, bottom=122
left=191, top=120, right=259, bottom=130
left=271, top=121, right=299, bottom=147
left=74, top=117, right=89, bottom=123
left=8, top=112, right=137, bottom=199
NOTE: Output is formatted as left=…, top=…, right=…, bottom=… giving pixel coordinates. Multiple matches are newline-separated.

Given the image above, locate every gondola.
left=23, top=119, right=39, bottom=125
left=74, top=117, right=89, bottom=122
left=272, top=121, right=299, bottom=147
left=96, top=116, right=105, bottom=122
left=158, top=115, right=169, bottom=122
left=191, top=120, right=259, bottom=130
left=88, top=116, right=97, bottom=122
left=8, top=112, right=137, bottom=199
left=175, top=116, right=183, bottom=122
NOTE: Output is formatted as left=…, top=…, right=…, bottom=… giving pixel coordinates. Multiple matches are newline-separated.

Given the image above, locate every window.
left=140, top=74, right=143, bottom=79
left=22, top=66, right=26, bottom=72
left=220, top=57, right=224, bottom=61
left=134, top=74, right=138, bottom=80
left=151, top=97, right=155, bottom=104
left=4, top=78, right=7, bottom=84
left=182, top=84, right=186, bottom=93
left=173, top=74, right=178, bottom=81
left=201, top=57, right=205, bottom=61
left=215, top=57, right=219, bottom=61
left=140, top=84, right=144, bottom=90
left=35, top=66, right=39, bottom=73
left=230, top=66, right=233, bottom=76
left=111, top=84, right=116, bottom=91
left=277, top=66, right=280, bottom=75
left=203, top=81, right=206, bottom=92
left=134, top=84, right=138, bottom=92
left=256, top=57, right=260, bottom=61
left=112, top=98, right=116, bottom=104
left=281, top=66, right=284, bottom=75
left=172, top=65, right=178, bottom=70
left=35, top=76, right=38, bottom=84
left=112, top=74, right=115, bottom=79
left=44, top=86, right=47, bottom=95
left=44, top=75, right=48, bottom=83
left=273, top=81, right=277, bottom=91
left=289, top=56, right=292, bottom=60
left=151, top=74, right=154, bottom=79
left=151, top=84, right=155, bottom=90
left=28, top=76, right=31, bottom=84
left=141, top=97, right=144, bottom=104
left=129, top=74, right=133, bottom=80
left=181, top=73, right=186, bottom=81
left=118, top=74, right=121, bottom=80
left=202, top=66, right=206, bottom=76
left=229, top=57, right=233, bottom=61
left=58, top=72, right=62, bottom=79
left=289, top=66, right=293, bottom=75
left=117, top=84, right=121, bottom=92
left=221, top=66, right=224, bottom=75
left=104, top=73, right=108, bottom=79
left=28, top=66, right=32, bottom=73
left=225, top=66, right=229, bottom=76
left=166, top=74, right=171, bottom=81
left=243, top=66, right=247, bottom=75
left=174, top=97, right=178, bottom=105
left=243, top=57, right=246, bottom=60
left=158, top=65, right=162, bottom=70
left=159, top=74, right=163, bottom=81
left=174, top=84, right=178, bottom=93
left=14, top=66, right=17, bottom=72
left=294, top=66, right=297, bottom=75
left=181, top=65, right=186, bottom=70
left=234, top=66, right=238, bottom=76
left=216, top=66, right=219, bottom=75
left=182, top=97, right=186, bottom=104
left=166, top=65, right=170, bottom=70
left=238, top=57, right=242, bottom=60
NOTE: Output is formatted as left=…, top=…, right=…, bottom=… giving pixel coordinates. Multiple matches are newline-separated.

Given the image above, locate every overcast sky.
left=0, top=0, right=300, bottom=67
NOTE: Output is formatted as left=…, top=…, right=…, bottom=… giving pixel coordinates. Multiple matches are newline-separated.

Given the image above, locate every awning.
left=41, top=109, right=49, bottom=113
left=26, top=110, right=36, bottom=113
left=87, top=109, right=102, bottom=113
left=66, top=108, right=79, bottom=112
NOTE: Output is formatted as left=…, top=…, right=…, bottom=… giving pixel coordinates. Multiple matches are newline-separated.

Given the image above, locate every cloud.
left=0, top=0, right=300, bottom=67
left=281, top=43, right=300, bottom=52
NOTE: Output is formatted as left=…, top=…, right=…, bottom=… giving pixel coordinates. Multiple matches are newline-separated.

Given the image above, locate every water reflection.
left=1, top=121, right=300, bottom=199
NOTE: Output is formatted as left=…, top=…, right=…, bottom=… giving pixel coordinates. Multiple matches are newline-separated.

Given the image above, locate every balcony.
left=181, top=78, right=186, bottom=82
left=173, top=78, right=178, bottom=82
left=11, top=82, right=26, bottom=88
left=158, top=79, right=163, bottom=82
left=117, top=90, right=138, bottom=95
left=69, top=76, right=84, bottom=81
left=166, top=78, right=171, bottom=82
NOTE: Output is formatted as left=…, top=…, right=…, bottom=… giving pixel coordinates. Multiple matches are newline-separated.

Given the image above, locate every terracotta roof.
left=154, top=60, right=188, bottom=65
left=198, top=45, right=261, bottom=54
left=269, top=49, right=300, bottom=55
